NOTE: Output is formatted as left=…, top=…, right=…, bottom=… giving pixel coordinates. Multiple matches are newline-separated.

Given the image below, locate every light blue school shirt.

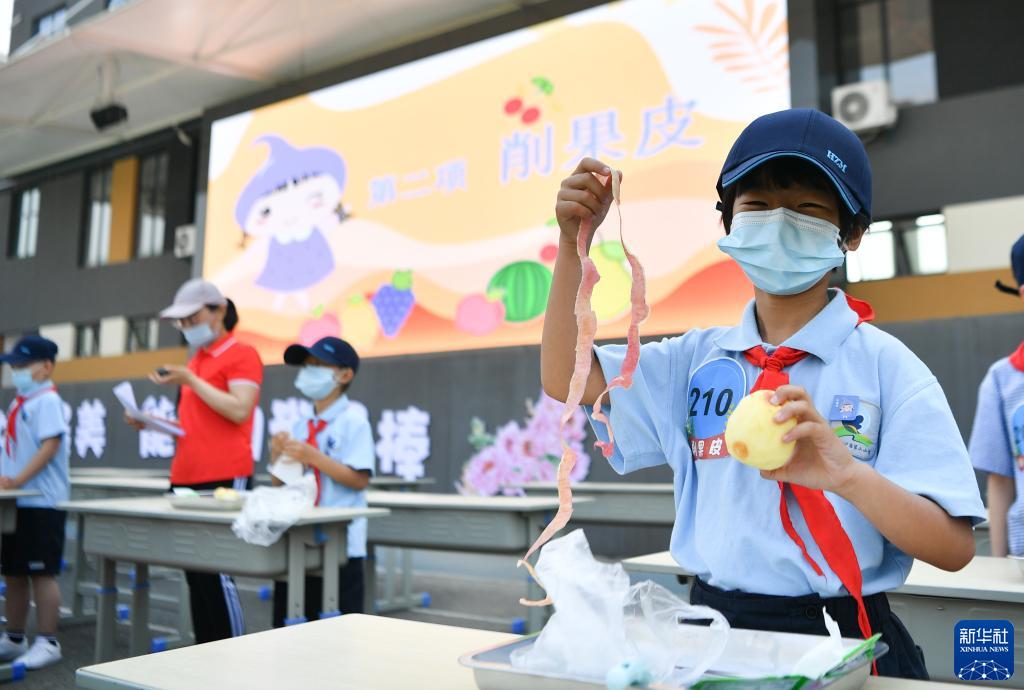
left=1, top=384, right=70, bottom=508
left=589, top=289, right=985, bottom=597
left=293, top=395, right=375, bottom=558
left=968, top=356, right=1024, bottom=555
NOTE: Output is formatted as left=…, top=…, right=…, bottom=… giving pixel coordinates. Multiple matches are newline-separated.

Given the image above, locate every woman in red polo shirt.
left=127, top=278, right=263, bottom=643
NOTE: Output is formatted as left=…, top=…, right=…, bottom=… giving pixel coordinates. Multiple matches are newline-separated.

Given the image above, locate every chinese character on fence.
left=139, top=395, right=177, bottom=459
left=375, top=406, right=430, bottom=480
left=75, top=399, right=107, bottom=459
left=268, top=397, right=315, bottom=437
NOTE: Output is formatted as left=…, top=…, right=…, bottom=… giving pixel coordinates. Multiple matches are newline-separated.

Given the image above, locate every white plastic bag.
left=231, top=476, right=316, bottom=546
left=510, top=529, right=729, bottom=686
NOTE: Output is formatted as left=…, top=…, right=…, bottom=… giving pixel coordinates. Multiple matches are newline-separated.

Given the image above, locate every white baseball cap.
left=160, top=279, right=227, bottom=319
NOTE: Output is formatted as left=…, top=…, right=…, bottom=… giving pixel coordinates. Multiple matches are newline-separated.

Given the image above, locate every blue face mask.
left=11, top=367, right=45, bottom=396
left=294, top=366, right=339, bottom=401
left=182, top=323, right=216, bottom=348
left=717, top=208, right=846, bottom=296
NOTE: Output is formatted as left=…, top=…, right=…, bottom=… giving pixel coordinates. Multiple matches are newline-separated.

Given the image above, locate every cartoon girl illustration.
left=234, top=135, right=348, bottom=310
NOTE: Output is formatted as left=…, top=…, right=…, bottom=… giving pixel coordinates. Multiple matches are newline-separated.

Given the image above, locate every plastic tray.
left=459, top=633, right=887, bottom=690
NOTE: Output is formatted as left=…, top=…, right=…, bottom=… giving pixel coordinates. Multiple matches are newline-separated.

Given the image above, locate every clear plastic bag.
left=510, top=529, right=729, bottom=687
left=231, top=476, right=316, bottom=546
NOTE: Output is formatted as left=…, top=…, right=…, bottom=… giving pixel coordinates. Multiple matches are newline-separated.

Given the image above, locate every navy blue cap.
left=284, top=337, right=359, bottom=372
left=0, top=335, right=58, bottom=366
left=995, top=234, right=1024, bottom=296
left=718, top=108, right=872, bottom=218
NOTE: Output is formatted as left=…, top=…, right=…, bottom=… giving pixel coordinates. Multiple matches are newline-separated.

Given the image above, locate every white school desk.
left=75, top=613, right=972, bottom=690
left=622, top=552, right=1024, bottom=687
left=67, top=475, right=437, bottom=630
left=61, top=496, right=388, bottom=663
left=365, top=491, right=578, bottom=633
left=517, top=481, right=675, bottom=526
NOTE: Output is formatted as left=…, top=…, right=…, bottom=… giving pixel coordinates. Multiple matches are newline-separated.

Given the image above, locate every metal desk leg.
left=95, top=558, right=117, bottom=662
left=130, top=564, right=150, bottom=657
left=383, top=547, right=396, bottom=604
left=524, top=514, right=549, bottom=634
left=177, top=572, right=193, bottom=644
left=285, top=529, right=307, bottom=625
left=320, top=525, right=343, bottom=618
left=401, top=549, right=413, bottom=605
left=71, top=514, right=87, bottom=619
left=364, top=546, right=377, bottom=614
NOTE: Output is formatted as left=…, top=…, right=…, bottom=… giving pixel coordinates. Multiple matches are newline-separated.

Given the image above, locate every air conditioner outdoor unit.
left=174, top=224, right=197, bottom=259
left=831, top=80, right=897, bottom=134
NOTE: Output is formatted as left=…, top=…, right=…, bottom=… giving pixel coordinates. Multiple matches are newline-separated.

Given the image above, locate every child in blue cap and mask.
left=544, top=109, right=985, bottom=678
left=0, top=336, right=70, bottom=670
left=269, top=336, right=375, bottom=626
left=969, top=234, right=1024, bottom=558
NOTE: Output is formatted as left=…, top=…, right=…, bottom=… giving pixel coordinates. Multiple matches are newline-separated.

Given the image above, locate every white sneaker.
left=16, top=637, right=61, bottom=670
left=0, top=634, right=27, bottom=662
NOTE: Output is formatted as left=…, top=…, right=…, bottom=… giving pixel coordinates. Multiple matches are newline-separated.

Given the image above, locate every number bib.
left=686, top=358, right=746, bottom=460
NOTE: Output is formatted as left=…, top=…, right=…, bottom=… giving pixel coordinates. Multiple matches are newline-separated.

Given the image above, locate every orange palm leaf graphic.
left=695, top=0, right=789, bottom=93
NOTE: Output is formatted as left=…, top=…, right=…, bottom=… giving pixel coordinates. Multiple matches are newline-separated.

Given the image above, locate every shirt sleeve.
left=873, top=375, right=987, bottom=526
left=331, top=417, right=375, bottom=475
left=586, top=336, right=684, bottom=475
left=32, top=393, right=69, bottom=443
left=227, top=346, right=264, bottom=388
left=968, top=367, right=1014, bottom=478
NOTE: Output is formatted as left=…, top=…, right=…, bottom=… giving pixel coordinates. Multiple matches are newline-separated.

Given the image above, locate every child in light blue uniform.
left=969, top=233, right=1024, bottom=557
left=269, top=336, right=375, bottom=625
left=545, top=110, right=985, bottom=678
left=0, top=336, right=70, bottom=671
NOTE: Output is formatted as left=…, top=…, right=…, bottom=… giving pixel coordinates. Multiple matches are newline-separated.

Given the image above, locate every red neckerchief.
left=1010, top=342, right=1024, bottom=372
left=741, top=295, right=877, bottom=657
left=306, top=419, right=328, bottom=506
left=4, top=385, right=57, bottom=456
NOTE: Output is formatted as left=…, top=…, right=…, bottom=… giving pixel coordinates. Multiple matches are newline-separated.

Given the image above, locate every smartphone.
left=156, top=367, right=169, bottom=377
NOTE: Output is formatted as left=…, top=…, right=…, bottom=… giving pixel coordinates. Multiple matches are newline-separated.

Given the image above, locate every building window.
left=10, top=188, right=40, bottom=259
left=107, top=0, right=129, bottom=8
left=845, top=213, right=948, bottom=282
left=34, top=6, right=67, bottom=38
left=75, top=323, right=101, bottom=358
left=84, top=166, right=113, bottom=267
left=126, top=315, right=160, bottom=352
left=136, top=152, right=169, bottom=258
left=831, top=0, right=937, bottom=107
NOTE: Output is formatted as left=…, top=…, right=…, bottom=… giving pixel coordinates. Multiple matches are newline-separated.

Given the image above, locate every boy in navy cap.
left=0, top=336, right=70, bottom=670
left=268, top=337, right=374, bottom=625
left=545, top=109, right=984, bottom=677
left=969, top=234, right=1024, bottom=558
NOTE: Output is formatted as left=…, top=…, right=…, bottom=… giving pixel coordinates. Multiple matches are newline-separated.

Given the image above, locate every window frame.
left=135, top=150, right=171, bottom=259
left=8, top=187, right=41, bottom=260
left=82, top=164, right=114, bottom=268
left=74, top=322, right=101, bottom=358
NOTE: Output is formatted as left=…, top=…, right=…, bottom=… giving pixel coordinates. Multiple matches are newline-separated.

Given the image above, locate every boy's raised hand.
left=555, top=158, right=620, bottom=245
left=760, top=385, right=862, bottom=494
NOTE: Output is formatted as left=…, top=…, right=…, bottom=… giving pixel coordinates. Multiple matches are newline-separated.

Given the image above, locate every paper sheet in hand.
left=113, top=381, right=185, bottom=437
left=269, top=456, right=305, bottom=485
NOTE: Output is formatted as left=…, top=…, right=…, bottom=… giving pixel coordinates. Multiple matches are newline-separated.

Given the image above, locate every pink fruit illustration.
left=298, top=305, right=340, bottom=345
left=455, top=292, right=506, bottom=336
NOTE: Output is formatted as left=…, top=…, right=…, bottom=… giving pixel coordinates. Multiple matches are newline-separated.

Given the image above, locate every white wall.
left=99, top=316, right=127, bottom=358
left=38, top=323, right=75, bottom=362
left=944, top=195, right=1024, bottom=273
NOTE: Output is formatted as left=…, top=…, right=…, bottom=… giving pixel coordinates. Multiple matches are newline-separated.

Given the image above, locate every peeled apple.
left=724, top=391, right=796, bottom=470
